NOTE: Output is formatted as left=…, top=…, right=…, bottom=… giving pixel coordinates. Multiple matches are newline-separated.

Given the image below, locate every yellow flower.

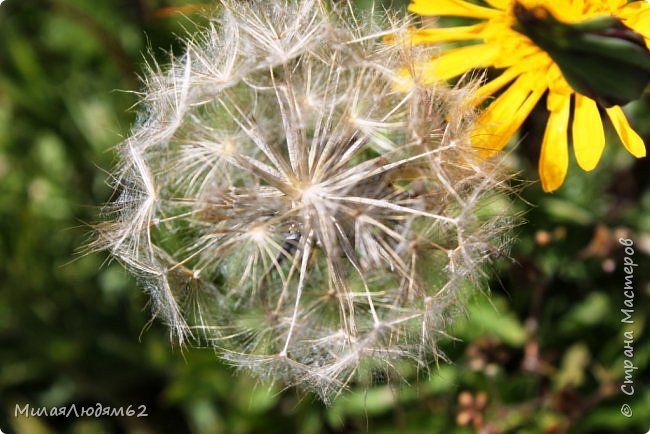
left=408, top=0, right=649, bottom=191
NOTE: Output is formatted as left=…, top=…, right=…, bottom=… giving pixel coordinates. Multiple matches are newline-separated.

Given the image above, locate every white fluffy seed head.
left=95, top=0, right=512, bottom=402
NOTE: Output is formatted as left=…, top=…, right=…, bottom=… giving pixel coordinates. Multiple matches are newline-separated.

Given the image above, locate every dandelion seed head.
left=94, top=0, right=514, bottom=402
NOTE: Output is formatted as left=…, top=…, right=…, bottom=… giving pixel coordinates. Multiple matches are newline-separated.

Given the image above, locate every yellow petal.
left=605, top=106, right=647, bottom=158
left=620, top=0, right=650, bottom=16
left=472, top=64, right=524, bottom=105
left=410, top=23, right=487, bottom=44
left=604, top=0, right=627, bottom=10
left=571, top=0, right=585, bottom=13
left=473, top=71, right=546, bottom=155
left=539, top=95, right=571, bottom=192
left=484, top=0, right=507, bottom=9
left=572, top=95, right=605, bottom=171
left=422, top=43, right=500, bottom=81
left=547, top=0, right=585, bottom=21
left=392, top=67, right=417, bottom=91
left=620, top=2, right=650, bottom=40
left=547, top=64, right=573, bottom=97
left=472, top=52, right=547, bottom=104
left=408, top=0, right=499, bottom=19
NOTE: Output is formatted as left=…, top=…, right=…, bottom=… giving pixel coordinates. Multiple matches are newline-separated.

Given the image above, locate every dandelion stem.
left=280, top=230, right=314, bottom=357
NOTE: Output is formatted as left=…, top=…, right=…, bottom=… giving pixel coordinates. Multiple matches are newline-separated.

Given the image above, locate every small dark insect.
left=256, top=223, right=302, bottom=304
left=278, top=223, right=301, bottom=262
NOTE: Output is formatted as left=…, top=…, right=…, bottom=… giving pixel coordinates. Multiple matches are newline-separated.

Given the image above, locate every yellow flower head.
left=408, top=0, right=649, bottom=191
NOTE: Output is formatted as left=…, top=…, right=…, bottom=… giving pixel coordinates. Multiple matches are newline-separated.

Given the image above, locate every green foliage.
left=1, top=1, right=648, bottom=433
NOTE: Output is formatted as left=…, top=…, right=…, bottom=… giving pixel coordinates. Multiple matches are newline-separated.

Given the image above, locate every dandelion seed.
left=95, top=0, right=513, bottom=402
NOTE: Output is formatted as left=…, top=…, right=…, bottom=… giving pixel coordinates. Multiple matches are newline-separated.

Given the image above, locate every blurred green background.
left=1, top=1, right=648, bottom=433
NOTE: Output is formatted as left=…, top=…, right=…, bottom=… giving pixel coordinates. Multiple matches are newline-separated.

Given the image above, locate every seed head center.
left=296, top=182, right=325, bottom=206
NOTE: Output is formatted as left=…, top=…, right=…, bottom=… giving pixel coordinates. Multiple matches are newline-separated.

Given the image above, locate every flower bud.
left=512, top=1, right=650, bottom=107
